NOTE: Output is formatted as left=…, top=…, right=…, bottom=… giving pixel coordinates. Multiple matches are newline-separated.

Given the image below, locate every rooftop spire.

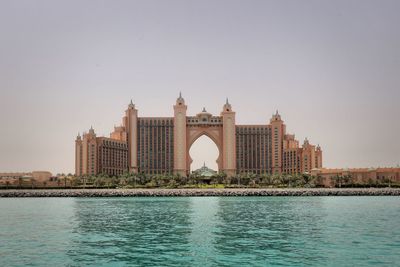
left=223, top=97, right=232, bottom=112
left=202, top=107, right=206, bottom=112
left=128, top=99, right=134, bottom=108
left=89, top=126, right=95, bottom=135
left=176, top=91, right=185, bottom=104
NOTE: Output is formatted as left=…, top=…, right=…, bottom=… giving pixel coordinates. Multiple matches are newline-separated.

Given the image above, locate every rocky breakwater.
left=0, top=188, right=400, bottom=197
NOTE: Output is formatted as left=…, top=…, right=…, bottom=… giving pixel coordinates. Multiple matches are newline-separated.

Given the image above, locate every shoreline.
left=0, top=188, right=399, bottom=197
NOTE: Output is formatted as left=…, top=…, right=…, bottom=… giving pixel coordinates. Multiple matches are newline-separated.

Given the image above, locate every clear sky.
left=0, top=0, right=399, bottom=174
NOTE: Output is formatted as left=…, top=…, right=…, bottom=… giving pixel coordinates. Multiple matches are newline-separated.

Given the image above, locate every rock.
left=0, top=188, right=399, bottom=197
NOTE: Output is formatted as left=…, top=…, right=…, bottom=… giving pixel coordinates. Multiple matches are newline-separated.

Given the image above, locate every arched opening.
left=189, top=135, right=219, bottom=173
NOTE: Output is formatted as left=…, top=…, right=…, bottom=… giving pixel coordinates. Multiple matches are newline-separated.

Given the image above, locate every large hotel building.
left=75, top=94, right=322, bottom=177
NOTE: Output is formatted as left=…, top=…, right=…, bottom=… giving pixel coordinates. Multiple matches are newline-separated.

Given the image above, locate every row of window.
left=138, top=119, right=174, bottom=126
left=236, top=132, right=272, bottom=172
left=138, top=124, right=174, bottom=172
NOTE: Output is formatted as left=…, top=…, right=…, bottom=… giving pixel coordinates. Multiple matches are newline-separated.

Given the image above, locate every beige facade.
left=173, top=93, right=187, bottom=177
left=311, top=167, right=400, bottom=187
left=75, top=94, right=322, bottom=177
left=221, top=100, right=236, bottom=177
left=75, top=128, right=128, bottom=177
left=0, top=171, right=53, bottom=185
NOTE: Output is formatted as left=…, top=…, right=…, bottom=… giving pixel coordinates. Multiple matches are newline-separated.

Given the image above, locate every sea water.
left=0, top=196, right=399, bottom=266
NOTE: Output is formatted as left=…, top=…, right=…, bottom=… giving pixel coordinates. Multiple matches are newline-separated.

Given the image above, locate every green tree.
left=30, top=178, right=35, bottom=189
left=260, top=173, right=273, bottom=187
left=272, top=174, right=282, bottom=187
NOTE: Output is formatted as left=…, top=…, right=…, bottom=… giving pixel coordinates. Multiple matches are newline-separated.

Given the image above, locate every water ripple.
left=0, top=197, right=399, bottom=266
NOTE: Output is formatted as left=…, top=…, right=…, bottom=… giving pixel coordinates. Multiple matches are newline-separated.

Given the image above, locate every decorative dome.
left=200, top=107, right=211, bottom=114
left=196, top=107, right=212, bottom=123
left=192, top=163, right=217, bottom=177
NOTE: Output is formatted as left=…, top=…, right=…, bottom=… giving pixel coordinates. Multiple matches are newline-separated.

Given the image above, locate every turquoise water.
left=0, top=197, right=399, bottom=266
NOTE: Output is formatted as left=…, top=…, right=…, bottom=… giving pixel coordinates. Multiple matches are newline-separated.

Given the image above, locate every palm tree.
left=272, top=174, right=282, bottom=187
left=80, top=175, right=86, bottom=188
left=281, top=175, right=290, bottom=187
left=344, top=175, right=353, bottom=187
left=260, top=173, right=273, bottom=187
left=18, top=177, right=23, bottom=189
left=111, top=176, right=119, bottom=188
left=333, top=175, right=343, bottom=188
left=168, top=179, right=177, bottom=188
left=118, top=176, right=127, bottom=187
left=72, top=176, right=81, bottom=187
left=286, top=175, right=293, bottom=188
left=93, top=174, right=106, bottom=188
left=223, top=175, right=231, bottom=186
left=314, top=175, right=324, bottom=187
left=30, top=178, right=35, bottom=189
left=119, top=171, right=129, bottom=186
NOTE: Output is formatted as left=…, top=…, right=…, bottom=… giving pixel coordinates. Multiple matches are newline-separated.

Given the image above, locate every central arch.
left=189, top=135, right=219, bottom=172
left=186, top=126, right=223, bottom=174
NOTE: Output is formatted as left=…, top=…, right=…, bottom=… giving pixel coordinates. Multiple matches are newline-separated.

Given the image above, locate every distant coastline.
left=1, top=188, right=399, bottom=197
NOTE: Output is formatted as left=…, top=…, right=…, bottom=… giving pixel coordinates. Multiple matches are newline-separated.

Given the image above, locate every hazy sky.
left=0, top=0, right=399, bottom=174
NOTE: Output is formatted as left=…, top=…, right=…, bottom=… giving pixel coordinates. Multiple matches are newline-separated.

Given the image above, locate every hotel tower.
left=75, top=94, right=322, bottom=177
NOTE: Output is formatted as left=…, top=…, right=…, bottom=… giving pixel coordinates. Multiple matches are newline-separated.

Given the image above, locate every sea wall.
left=0, top=188, right=399, bottom=197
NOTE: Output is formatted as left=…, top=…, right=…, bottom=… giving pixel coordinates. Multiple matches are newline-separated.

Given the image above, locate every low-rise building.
left=0, top=171, right=52, bottom=185
left=311, top=167, right=400, bottom=187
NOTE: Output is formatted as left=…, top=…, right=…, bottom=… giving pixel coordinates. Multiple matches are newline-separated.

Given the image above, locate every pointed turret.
left=222, top=97, right=232, bottom=112
left=303, top=137, right=309, bottom=146
left=270, top=110, right=282, bottom=122
left=128, top=99, right=135, bottom=109
left=176, top=91, right=185, bottom=105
